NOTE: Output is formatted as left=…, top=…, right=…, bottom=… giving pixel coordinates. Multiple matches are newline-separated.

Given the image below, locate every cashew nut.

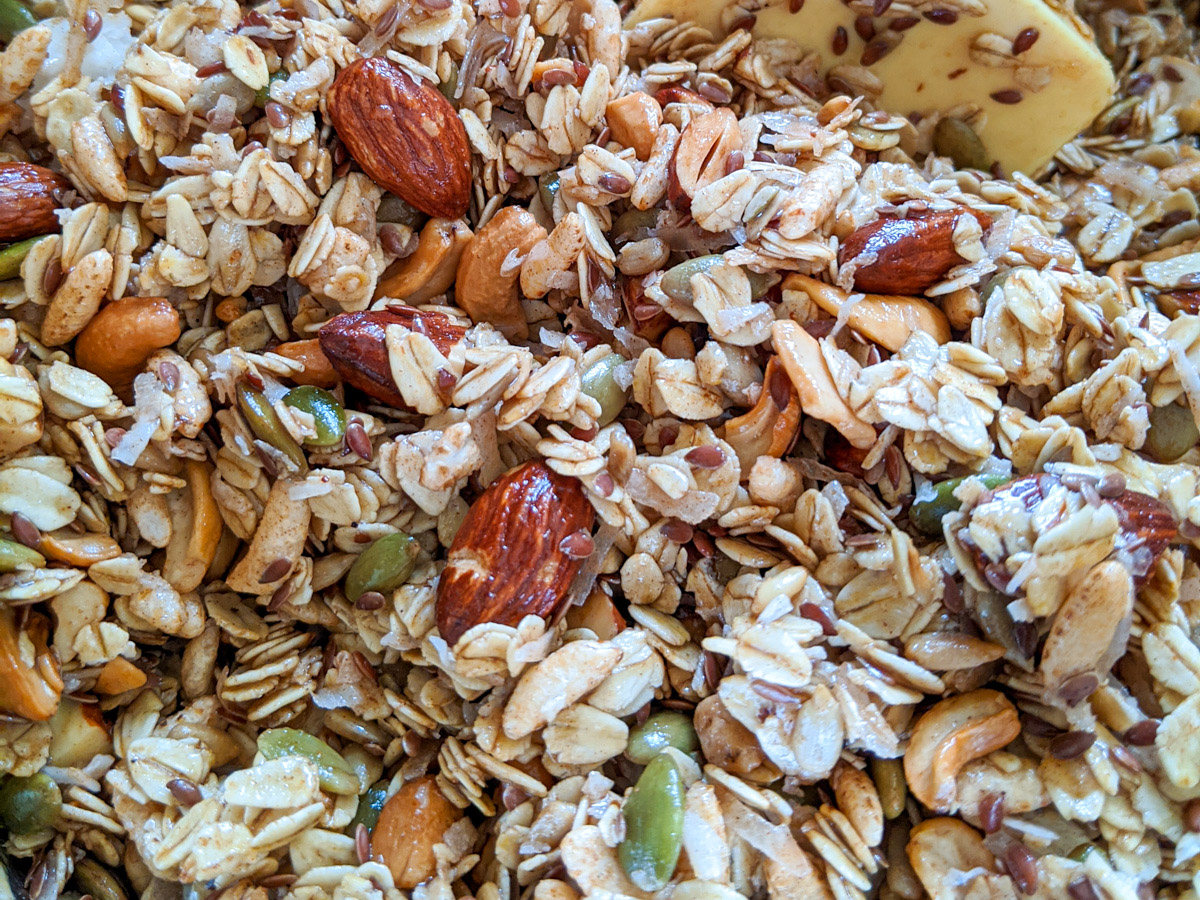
left=903, top=689, right=1020, bottom=813
left=906, top=818, right=998, bottom=900
left=225, top=477, right=311, bottom=595
left=75, top=296, right=182, bottom=399
left=722, top=356, right=801, bottom=475
left=41, top=248, right=113, bottom=346
left=784, top=274, right=951, bottom=351
left=272, top=339, right=339, bottom=388
left=1038, top=559, right=1132, bottom=693
left=771, top=319, right=875, bottom=449
left=605, top=92, right=663, bottom=160
left=162, top=460, right=224, bottom=593
left=39, top=531, right=122, bottom=566
left=455, top=206, right=546, bottom=340
left=374, top=218, right=473, bottom=304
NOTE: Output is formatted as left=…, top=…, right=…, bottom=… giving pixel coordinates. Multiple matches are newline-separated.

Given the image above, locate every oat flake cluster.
left=0, top=0, right=1199, bottom=898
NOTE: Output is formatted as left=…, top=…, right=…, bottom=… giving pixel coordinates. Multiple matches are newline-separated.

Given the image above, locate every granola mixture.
left=0, top=0, right=1199, bottom=896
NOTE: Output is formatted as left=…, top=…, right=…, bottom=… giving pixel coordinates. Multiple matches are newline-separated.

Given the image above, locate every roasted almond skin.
left=0, top=162, right=71, bottom=243
left=318, top=307, right=466, bottom=408
left=436, top=461, right=595, bottom=645
left=327, top=58, right=471, bottom=219
left=839, top=207, right=993, bottom=296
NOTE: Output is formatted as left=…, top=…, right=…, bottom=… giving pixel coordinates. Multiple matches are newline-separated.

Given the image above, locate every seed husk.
left=660, top=255, right=774, bottom=303
left=618, top=753, right=685, bottom=891
left=0, top=772, right=62, bottom=834
left=283, top=385, right=347, bottom=448
left=237, top=383, right=308, bottom=473
left=344, top=532, right=418, bottom=602
left=580, top=353, right=628, bottom=427
left=256, top=727, right=360, bottom=795
left=625, top=711, right=699, bottom=765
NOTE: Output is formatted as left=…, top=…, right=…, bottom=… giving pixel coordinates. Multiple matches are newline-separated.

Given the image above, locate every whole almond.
left=372, top=775, right=461, bottom=889
left=327, top=58, right=471, bottom=219
left=436, top=461, right=595, bottom=645
left=838, top=207, right=993, bottom=295
left=317, top=307, right=466, bottom=408
left=0, top=162, right=71, bottom=243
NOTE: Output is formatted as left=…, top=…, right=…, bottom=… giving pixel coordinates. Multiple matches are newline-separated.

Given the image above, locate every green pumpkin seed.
left=439, top=62, right=459, bottom=104
left=349, top=780, right=389, bottom=832
left=0, top=0, right=37, bottom=43
left=933, top=118, right=990, bottom=171
left=538, top=173, right=560, bottom=211
left=378, top=195, right=424, bottom=229
left=618, top=753, right=684, bottom=891
left=237, top=383, right=308, bottom=473
left=611, top=208, right=659, bottom=243
left=870, top=757, right=906, bottom=821
left=254, top=70, right=288, bottom=108
left=1145, top=403, right=1199, bottom=463
left=283, top=386, right=346, bottom=448
left=0, top=773, right=62, bottom=834
left=344, top=532, right=417, bottom=602
left=0, top=537, right=45, bottom=572
left=72, top=859, right=127, bottom=900
left=0, top=237, right=42, bottom=282
left=660, top=255, right=774, bottom=303
left=625, top=711, right=699, bottom=765
left=580, top=353, right=628, bottom=427
left=257, top=728, right=360, bottom=795
left=909, top=473, right=1009, bottom=536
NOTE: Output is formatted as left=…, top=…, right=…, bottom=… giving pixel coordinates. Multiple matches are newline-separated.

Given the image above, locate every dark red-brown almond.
left=327, top=57, right=471, bottom=218
left=317, top=307, right=466, bottom=408
left=0, top=162, right=72, bottom=243
left=838, top=207, right=993, bottom=296
left=436, top=461, right=595, bottom=645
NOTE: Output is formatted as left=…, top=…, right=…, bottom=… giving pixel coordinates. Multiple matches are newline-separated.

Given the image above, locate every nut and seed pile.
left=0, top=0, right=1199, bottom=896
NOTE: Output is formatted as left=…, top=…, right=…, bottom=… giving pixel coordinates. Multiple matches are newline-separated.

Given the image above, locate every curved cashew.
left=903, top=689, right=1020, bottom=813
left=162, top=460, right=224, bottom=593
left=76, top=296, right=182, bottom=399
left=784, top=274, right=951, bottom=351
left=226, top=478, right=311, bottom=595
left=455, top=206, right=546, bottom=340
left=1039, top=559, right=1132, bottom=692
left=41, top=249, right=113, bottom=346
left=906, top=818, right=998, bottom=900
left=39, top=531, right=122, bottom=566
left=771, top=319, right=875, bottom=450
left=374, top=218, right=473, bottom=304
left=722, top=356, right=801, bottom=475
left=273, top=339, right=339, bottom=388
